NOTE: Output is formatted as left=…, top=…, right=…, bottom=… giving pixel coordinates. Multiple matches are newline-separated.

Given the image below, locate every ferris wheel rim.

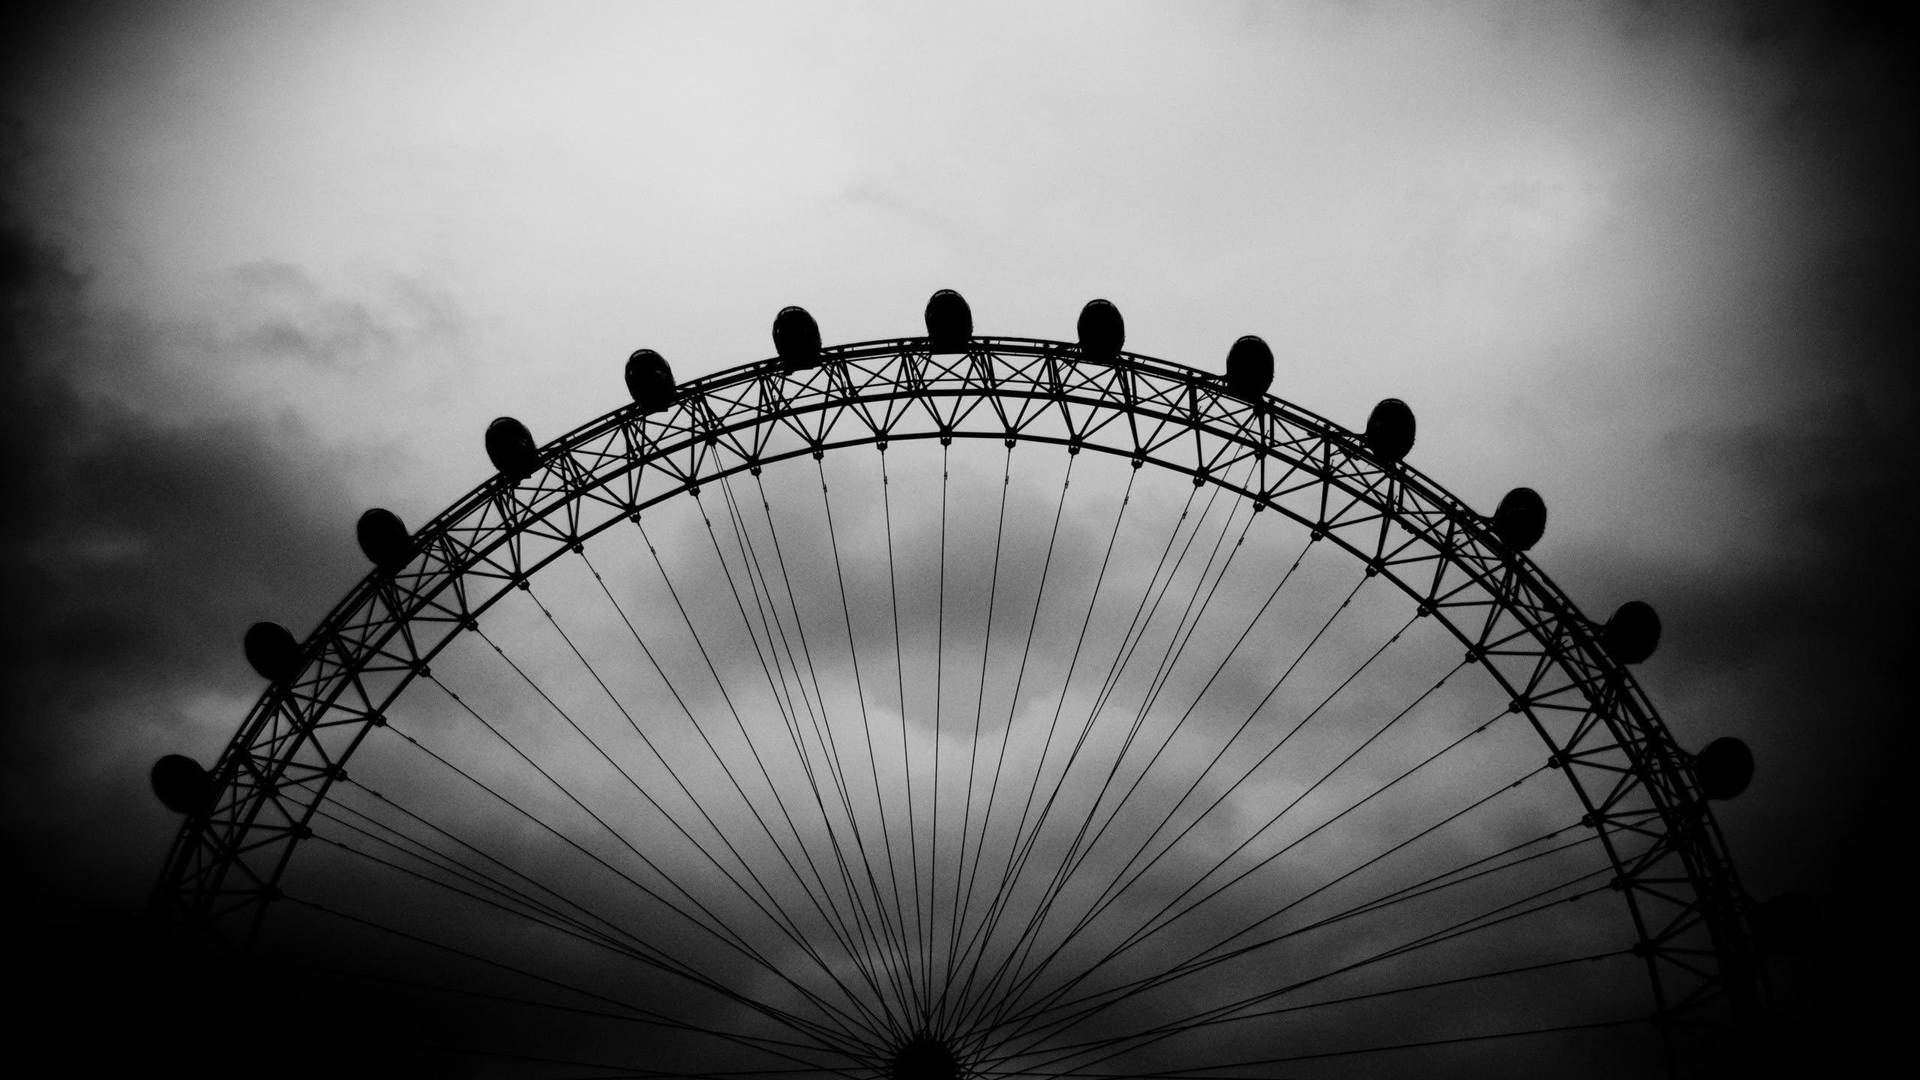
left=153, top=330, right=1759, bottom=1046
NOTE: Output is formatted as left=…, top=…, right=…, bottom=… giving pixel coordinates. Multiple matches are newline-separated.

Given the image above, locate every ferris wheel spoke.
left=1061, top=613, right=1442, bottom=989
left=937, top=446, right=1083, bottom=1014
left=1034, top=603, right=1432, bottom=993
left=311, top=779, right=718, bottom=973
left=321, top=782, right=606, bottom=931
left=284, top=778, right=615, bottom=950
left=432, top=1040, right=858, bottom=1080
left=986, top=1016, right=1644, bottom=1079
left=692, top=489, right=813, bottom=747
left=1136, top=873, right=1626, bottom=1073
left=468, top=609, right=903, bottom=1038
left=383, top=687, right=892, bottom=1049
left=709, top=477, right=854, bottom=855
left=566, top=545, right=919, bottom=1040
left=988, top=602, right=1427, bottom=1029
left=307, top=814, right=879, bottom=1068
left=716, top=471, right=895, bottom=959
left=1060, top=823, right=1601, bottom=1047
left=1002, top=717, right=1536, bottom=1045
left=1317, top=827, right=1607, bottom=948
left=946, top=458, right=1145, bottom=1022
left=932, top=442, right=1018, bottom=1032
left=978, top=764, right=1579, bottom=1060
left=738, top=464, right=921, bottom=1029
left=323, top=765, right=814, bottom=991
left=330, top=756, right=979, bottom=1050
left=874, top=443, right=935, bottom=1024
left=1102, top=694, right=1516, bottom=990
left=985, top=465, right=1261, bottom=928
left=1073, top=465, right=1249, bottom=760
left=308, top=804, right=636, bottom=952
left=519, top=579, right=875, bottom=967
left=402, top=678, right=740, bottom=950
left=959, top=500, right=1264, bottom=1033
left=1021, top=471, right=1263, bottom=869
left=742, top=468, right=874, bottom=823
left=310, top=831, right=730, bottom=986
left=946, top=463, right=1248, bottom=999
left=659, top=504, right=912, bottom=1018
left=491, top=1059, right=867, bottom=1080
left=576, top=544, right=859, bottom=934
left=937, top=442, right=1147, bottom=1038
left=964, top=536, right=1351, bottom=1036
left=977, top=853, right=1622, bottom=1076
left=941, top=467, right=1207, bottom=1031
left=1076, top=473, right=1266, bottom=770
left=646, top=488, right=920, bottom=1039
left=290, top=867, right=868, bottom=1060
left=966, top=509, right=1303, bottom=1027
left=281, top=892, right=869, bottom=1069
left=920, top=440, right=954, bottom=1019
left=972, top=945, right=1635, bottom=1076
left=307, top=956, right=844, bottom=1063
left=814, top=451, right=927, bottom=1026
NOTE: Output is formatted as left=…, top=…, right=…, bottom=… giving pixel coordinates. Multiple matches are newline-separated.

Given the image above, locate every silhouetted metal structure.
left=155, top=293, right=1765, bottom=1075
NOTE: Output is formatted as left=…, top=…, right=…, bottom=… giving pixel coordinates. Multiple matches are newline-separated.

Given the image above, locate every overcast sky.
left=2, top=0, right=1912, bottom=1067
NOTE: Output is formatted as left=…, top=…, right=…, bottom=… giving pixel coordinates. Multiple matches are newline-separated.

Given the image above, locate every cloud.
left=0, top=167, right=429, bottom=910
left=218, top=260, right=460, bottom=371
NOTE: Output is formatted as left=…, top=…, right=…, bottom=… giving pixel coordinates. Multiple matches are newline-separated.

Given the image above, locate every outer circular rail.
left=156, top=331, right=1761, bottom=1061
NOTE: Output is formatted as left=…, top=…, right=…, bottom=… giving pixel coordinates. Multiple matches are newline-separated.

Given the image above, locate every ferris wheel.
left=153, top=291, right=1771, bottom=1077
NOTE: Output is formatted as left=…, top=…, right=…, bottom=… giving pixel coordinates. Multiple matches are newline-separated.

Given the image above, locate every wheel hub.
left=890, top=1035, right=960, bottom=1080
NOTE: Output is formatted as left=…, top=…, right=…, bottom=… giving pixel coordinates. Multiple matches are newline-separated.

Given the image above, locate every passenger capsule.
left=1077, top=299, right=1124, bottom=361
left=1364, top=398, right=1416, bottom=464
left=1492, top=487, right=1547, bottom=552
left=244, top=621, right=301, bottom=682
left=924, top=289, right=973, bottom=352
left=624, top=349, right=677, bottom=414
left=1695, top=736, right=1754, bottom=800
left=1755, top=891, right=1819, bottom=956
left=1600, top=600, right=1661, bottom=664
left=357, top=508, right=412, bottom=573
left=151, top=754, right=214, bottom=817
left=485, top=416, right=539, bottom=481
left=773, top=306, right=822, bottom=368
left=1224, top=336, right=1273, bottom=402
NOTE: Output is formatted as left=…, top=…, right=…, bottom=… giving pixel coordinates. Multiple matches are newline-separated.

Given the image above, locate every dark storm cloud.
left=0, top=178, right=413, bottom=906
left=1592, top=0, right=1918, bottom=850
left=0, top=147, right=484, bottom=1072
left=1566, top=396, right=1915, bottom=1065
left=1557, top=2, right=1917, bottom=1063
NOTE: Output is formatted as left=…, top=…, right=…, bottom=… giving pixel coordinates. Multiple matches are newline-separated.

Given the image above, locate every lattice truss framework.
left=156, top=336, right=1759, bottom=1032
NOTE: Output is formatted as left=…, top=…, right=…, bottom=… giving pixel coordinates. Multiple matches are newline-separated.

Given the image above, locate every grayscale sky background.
left=2, top=0, right=1911, bottom=1065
